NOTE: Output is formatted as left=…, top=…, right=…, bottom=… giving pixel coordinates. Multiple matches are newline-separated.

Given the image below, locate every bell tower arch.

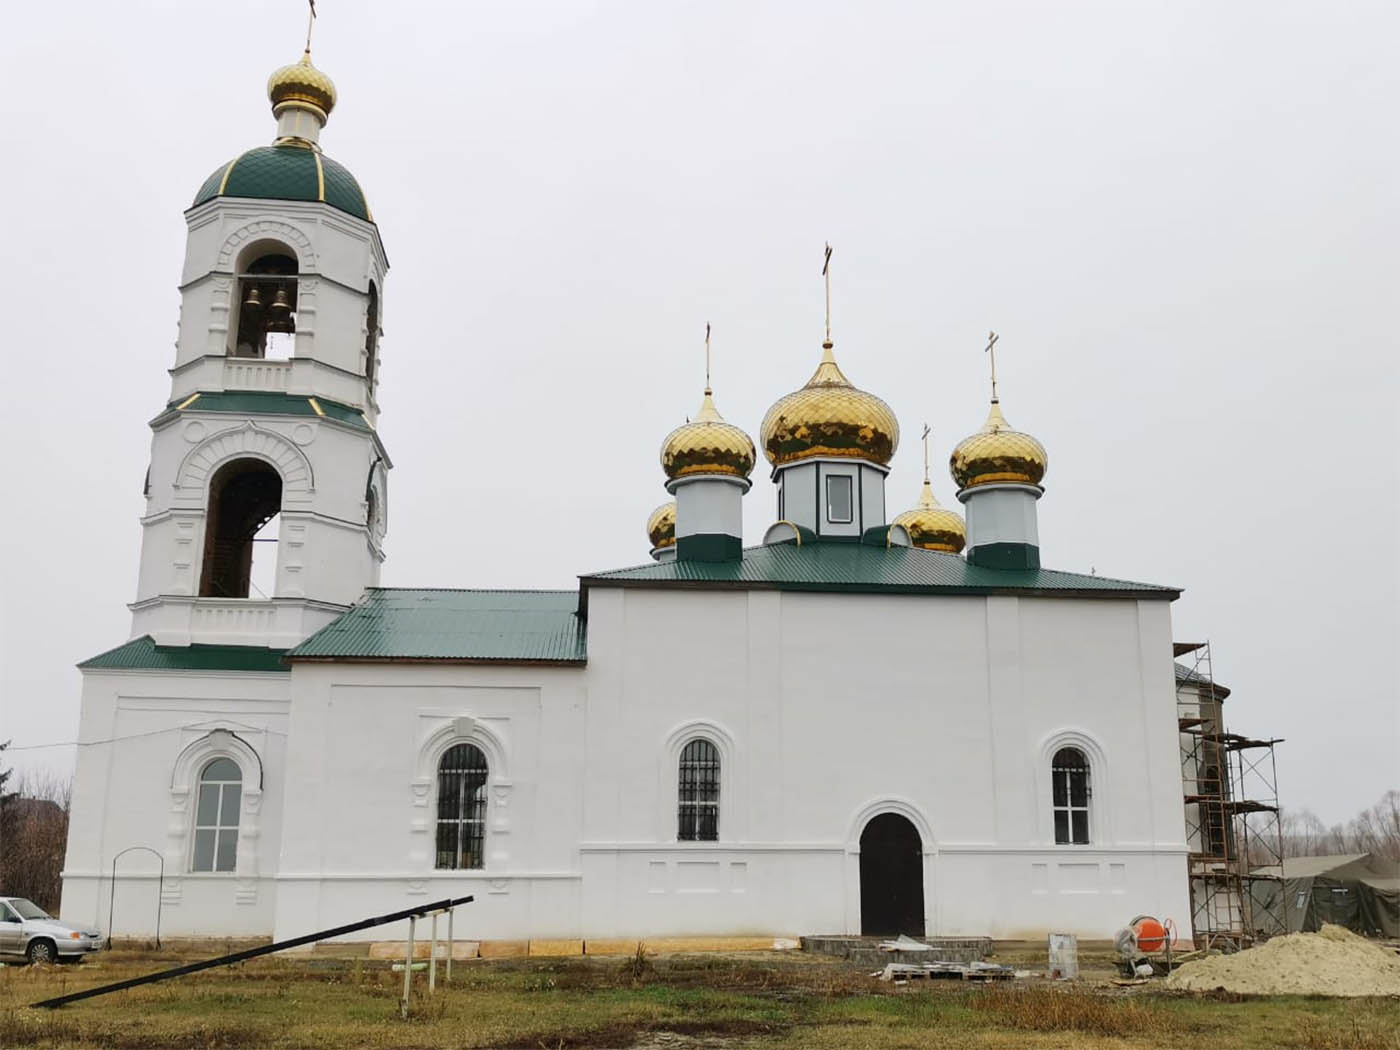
left=129, top=49, right=391, bottom=650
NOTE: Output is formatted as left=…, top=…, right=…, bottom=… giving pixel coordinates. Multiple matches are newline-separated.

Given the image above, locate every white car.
left=0, top=897, right=103, bottom=963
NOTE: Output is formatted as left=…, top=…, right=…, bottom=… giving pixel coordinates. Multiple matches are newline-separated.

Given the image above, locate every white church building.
left=61, top=48, right=1193, bottom=945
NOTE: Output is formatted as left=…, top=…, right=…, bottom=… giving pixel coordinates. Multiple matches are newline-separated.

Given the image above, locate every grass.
left=1, top=947, right=1397, bottom=1048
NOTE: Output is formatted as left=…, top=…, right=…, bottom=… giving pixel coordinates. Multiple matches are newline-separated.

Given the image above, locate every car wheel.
left=26, top=939, right=57, bottom=965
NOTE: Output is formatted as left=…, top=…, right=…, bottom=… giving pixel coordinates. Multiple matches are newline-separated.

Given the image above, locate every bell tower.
left=129, top=46, right=390, bottom=649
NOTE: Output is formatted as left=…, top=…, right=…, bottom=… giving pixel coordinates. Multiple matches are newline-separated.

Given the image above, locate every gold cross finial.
left=821, top=242, right=833, bottom=347
left=985, top=330, right=1000, bottom=402
left=304, top=0, right=318, bottom=55
left=921, top=423, right=931, bottom=482
left=704, top=322, right=712, bottom=393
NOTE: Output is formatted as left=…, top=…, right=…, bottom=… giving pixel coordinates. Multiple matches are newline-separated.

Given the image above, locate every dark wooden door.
left=859, top=813, right=925, bottom=936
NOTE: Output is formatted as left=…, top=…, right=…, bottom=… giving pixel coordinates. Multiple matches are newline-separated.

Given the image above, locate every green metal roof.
left=80, top=636, right=289, bottom=673
left=193, top=144, right=371, bottom=221
left=582, top=542, right=1179, bottom=599
left=288, top=589, right=587, bottom=663
left=155, top=391, right=370, bottom=430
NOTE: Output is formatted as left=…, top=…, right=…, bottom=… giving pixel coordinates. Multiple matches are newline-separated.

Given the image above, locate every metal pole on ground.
left=401, top=915, right=416, bottom=1020
left=32, top=895, right=474, bottom=1011
left=446, top=906, right=454, bottom=984
left=428, top=911, right=438, bottom=993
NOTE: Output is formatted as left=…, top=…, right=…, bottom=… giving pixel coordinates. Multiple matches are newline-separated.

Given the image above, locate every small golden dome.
left=647, top=501, right=676, bottom=549
left=760, top=343, right=899, bottom=467
left=950, top=401, right=1048, bottom=489
left=268, top=52, right=337, bottom=121
left=892, top=479, right=966, bottom=553
left=660, top=389, right=756, bottom=480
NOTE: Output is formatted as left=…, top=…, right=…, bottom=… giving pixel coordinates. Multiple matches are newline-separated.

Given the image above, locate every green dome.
left=193, top=144, right=371, bottom=222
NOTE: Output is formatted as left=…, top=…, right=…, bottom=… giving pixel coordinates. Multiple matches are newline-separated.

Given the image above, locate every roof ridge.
left=367, top=586, right=579, bottom=595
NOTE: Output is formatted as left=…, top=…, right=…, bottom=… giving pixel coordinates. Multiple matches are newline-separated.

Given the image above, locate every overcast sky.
left=1, top=1, right=1395, bottom=824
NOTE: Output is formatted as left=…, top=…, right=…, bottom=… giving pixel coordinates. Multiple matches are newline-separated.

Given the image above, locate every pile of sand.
left=1166, top=925, right=1400, bottom=997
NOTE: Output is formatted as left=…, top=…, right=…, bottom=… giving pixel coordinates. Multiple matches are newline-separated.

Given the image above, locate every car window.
left=0, top=903, right=18, bottom=922
left=9, top=899, right=49, bottom=920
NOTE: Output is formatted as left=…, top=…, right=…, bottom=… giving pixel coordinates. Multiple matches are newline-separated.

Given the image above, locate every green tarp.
left=1251, top=854, right=1400, bottom=939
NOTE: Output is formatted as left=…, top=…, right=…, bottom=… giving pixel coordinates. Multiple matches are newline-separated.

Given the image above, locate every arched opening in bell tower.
left=364, top=281, right=380, bottom=387
left=232, top=245, right=299, bottom=361
left=199, top=459, right=283, bottom=599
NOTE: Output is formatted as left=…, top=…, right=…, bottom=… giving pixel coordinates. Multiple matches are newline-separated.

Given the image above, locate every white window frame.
left=191, top=757, right=243, bottom=873
left=826, top=474, right=854, bottom=524
left=168, top=729, right=264, bottom=883
left=659, top=720, right=740, bottom=843
left=1036, top=729, right=1110, bottom=847
left=412, top=716, right=512, bottom=872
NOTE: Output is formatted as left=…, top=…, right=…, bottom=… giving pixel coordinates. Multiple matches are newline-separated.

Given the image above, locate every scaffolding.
left=1176, top=641, right=1287, bottom=950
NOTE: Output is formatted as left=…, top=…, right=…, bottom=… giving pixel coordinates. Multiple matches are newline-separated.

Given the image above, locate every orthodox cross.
left=822, top=242, right=833, bottom=345
left=704, top=322, right=712, bottom=392
left=985, top=330, right=1000, bottom=402
left=921, top=423, right=932, bottom=481
left=305, top=0, right=318, bottom=54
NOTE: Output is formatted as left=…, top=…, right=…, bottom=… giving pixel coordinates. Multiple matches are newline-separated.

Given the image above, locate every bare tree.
left=1276, top=791, right=1400, bottom=863
left=0, top=767, right=72, bottom=914
left=1345, top=790, right=1400, bottom=863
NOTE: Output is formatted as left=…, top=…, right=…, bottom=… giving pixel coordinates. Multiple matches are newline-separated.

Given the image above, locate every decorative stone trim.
left=846, top=796, right=936, bottom=853
left=167, top=729, right=265, bottom=879
left=659, top=719, right=740, bottom=843
left=1036, top=728, right=1112, bottom=846
left=411, top=716, right=512, bottom=870
left=174, top=421, right=315, bottom=504
left=215, top=219, right=315, bottom=273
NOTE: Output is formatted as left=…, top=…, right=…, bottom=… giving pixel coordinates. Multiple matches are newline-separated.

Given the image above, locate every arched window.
left=435, top=744, right=488, bottom=869
left=199, top=458, right=282, bottom=598
left=233, top=249, right=299, bottom=360
left=192, top=757, right=242, bottom=872
left=364, top=282, right=380, bottom=386
left=1051, top=747, right=1091, bottom=845
left=677, top=739, right=720, bottom=842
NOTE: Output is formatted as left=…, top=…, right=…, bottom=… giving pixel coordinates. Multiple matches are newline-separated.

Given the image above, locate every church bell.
left=242, top=286, right=262, bottom=309
left=265, top=288, right=295, bottom=333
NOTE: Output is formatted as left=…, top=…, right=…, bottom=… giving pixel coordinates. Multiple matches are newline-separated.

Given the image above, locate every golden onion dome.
left=660, top=389, right=756, bottom=480
left=892, top=479, right=966, bottom=553
left=647, top=501, right=676, bottom=549
left=268, top=52, right=337, bottom=121
left=760, top=343, right=899, bottom=467
left=949, top=401, right=1048, bottom=490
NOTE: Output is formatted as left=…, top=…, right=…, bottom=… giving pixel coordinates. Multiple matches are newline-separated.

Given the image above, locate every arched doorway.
left=859, top=813, right=925, bottom=936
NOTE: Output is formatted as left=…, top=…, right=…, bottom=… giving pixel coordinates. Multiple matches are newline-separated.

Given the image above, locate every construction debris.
left=1166, top=924, right=1400, bottom=997
left=876, top=960, right=1017, bottom=982
left=879, top=934, right=938, bottom=952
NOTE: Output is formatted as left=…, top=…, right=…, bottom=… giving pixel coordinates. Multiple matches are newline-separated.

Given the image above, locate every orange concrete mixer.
left=1132, top=916, right=1168, bottom=953
left=1114, top=915, right=1180, bottom=977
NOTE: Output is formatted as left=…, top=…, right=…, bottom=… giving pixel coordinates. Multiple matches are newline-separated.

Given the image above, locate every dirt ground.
left=2, top=944, right=1398, bottom=1049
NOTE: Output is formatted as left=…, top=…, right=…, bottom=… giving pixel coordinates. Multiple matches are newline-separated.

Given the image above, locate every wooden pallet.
left=880, top=961, right=1016, bottom=982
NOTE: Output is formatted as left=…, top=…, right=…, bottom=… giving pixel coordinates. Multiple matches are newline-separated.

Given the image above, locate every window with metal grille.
left=192, top=757, right=242, bottom=872
left=677, top=739, right=720, bottom=842
left=435, top=743, right=489, bottom=869
left=1051, top=747, right=1091, bottom=845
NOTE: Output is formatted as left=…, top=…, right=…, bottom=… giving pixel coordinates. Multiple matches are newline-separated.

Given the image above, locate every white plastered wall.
left=70, top=586, right=1189, bottom=942
left=59, top=668, right=291, bottom=937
